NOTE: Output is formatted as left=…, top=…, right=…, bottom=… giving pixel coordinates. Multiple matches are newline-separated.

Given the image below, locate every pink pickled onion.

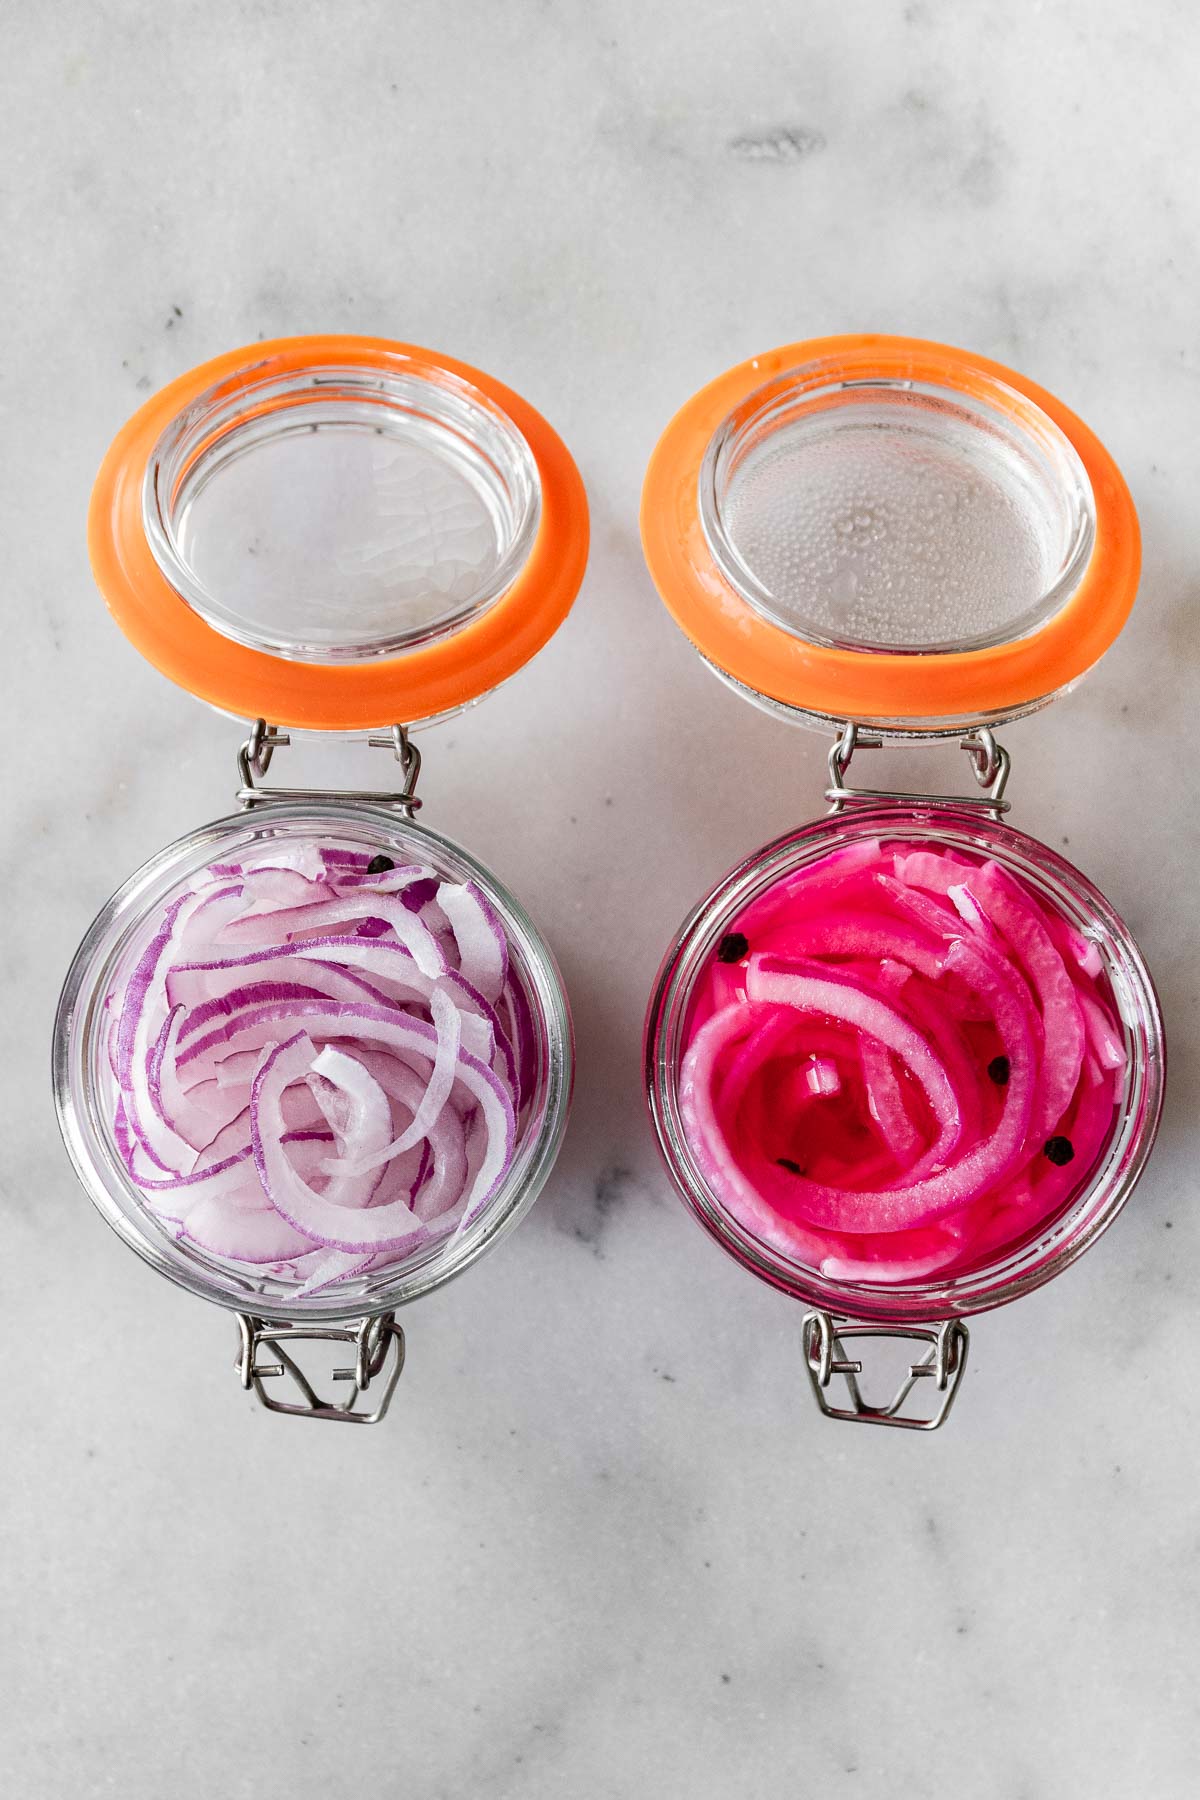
left=678, top=839, right=1125, bottom=1277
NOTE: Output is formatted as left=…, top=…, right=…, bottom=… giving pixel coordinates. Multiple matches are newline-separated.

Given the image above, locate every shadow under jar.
left=54, top=335, right=588, bottom=1422
left=641, top=334, right=1164, bottom=1430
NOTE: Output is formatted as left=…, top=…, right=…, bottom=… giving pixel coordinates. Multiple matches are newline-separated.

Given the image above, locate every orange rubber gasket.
left=640, top=334, right=1140, bottom=724
left=89, top=335, right=590, bottom=730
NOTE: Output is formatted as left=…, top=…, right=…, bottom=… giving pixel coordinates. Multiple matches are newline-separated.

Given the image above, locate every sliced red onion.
left=1078, top=989, right=1127, bottom=1071
left=679, top=1002, right=832, bottom=1267
left=252, top=1035, right=460, bottom=1253
left=436, top=882, right=508, bottom=1002
left=746, top=958, right=964, bottom=1169
left=291, top=1248, right=380, bottom=1298
left=859, top=1036, right=923, bottom=1163
left=349, top=1048, right=469, bottom=1222
left=323, top=987, right=462, bottom=1176
left=239, top=867, right=335, bottom=910
left=953, top=863, right=1085, bottom=1144
left=332, top=863, right=434, bottom=893
left=168, top=951, right=395, bottom=1015
left=222, top=893, right=446, bottom=978
left=181, top=1193, right=316, bottom=1263
left=103, top=843, right=531, bottom=1289
left=115, top=889, right=245, bottom=1176
left=301, top=1046, right=392, bottom=1208
left=679, top=838, right=1124, bottom=1268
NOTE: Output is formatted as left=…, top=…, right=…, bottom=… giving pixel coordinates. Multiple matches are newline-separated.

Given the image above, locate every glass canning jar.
left=52, top=335, right=588, bottom=1423
left=640, top=334, right=1164, bottom=1429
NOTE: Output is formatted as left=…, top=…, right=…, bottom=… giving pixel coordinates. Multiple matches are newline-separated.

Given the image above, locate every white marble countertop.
left=3, top=3, right=1198, bottom=1794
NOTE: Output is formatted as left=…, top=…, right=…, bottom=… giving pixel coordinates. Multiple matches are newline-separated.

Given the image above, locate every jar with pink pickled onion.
left=641, top=336, right=1164, bottom=1429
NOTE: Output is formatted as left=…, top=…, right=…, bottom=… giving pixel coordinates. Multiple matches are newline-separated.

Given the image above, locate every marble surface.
left=2, top=2, right=1199, bottom=1794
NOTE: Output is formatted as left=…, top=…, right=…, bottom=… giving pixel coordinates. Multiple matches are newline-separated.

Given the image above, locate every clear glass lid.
left=700, top=372, right=1094, bottom=656
left=88, top=336, right=589, bottom=731
left=640, top=337, right=1141, bottom=733
left=144, top=360, right=541, bottom=663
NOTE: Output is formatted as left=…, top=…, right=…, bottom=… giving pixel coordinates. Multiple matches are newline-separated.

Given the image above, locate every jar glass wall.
left=645, top=806, right=1163, bottom=1325
left=54, top=802, right=572, bottom=1325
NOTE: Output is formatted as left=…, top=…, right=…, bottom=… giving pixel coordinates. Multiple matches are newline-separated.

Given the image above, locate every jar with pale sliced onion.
left=54, top=336, right=587, bottom=1420
left=58, top=806, right=570, bottom=1320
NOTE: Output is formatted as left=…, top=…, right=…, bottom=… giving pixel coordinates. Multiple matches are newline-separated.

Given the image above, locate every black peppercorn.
left=776, top=1157, right=802, bottom=1175
left=366, top=853, right=395, bottom=875
left=1043, top=1136, right=1075, bottom=1166
left=717, top=932, right=749, bottom=964
left=987, top=1055, right=1011, bottom=1086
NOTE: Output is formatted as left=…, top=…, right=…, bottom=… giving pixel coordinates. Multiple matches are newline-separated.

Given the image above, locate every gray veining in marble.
left=2, top=2, right=1199, bottom=1795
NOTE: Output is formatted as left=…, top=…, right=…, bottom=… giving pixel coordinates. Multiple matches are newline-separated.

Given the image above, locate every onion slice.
left=677, top=837, right=1124, bottom=1264
left=104, top=843, right=532, bottom=1290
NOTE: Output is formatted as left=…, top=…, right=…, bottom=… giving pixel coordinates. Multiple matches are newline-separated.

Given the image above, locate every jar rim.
left=700, top=368, right=1095, bottom=657
left=701, top=657, right=1073, bottom=741
left=641, top=335, right=1141, bottom=732
left=142, top=358, right=543, bottom=665
left=644, top=807, right=1165, bottom=1322
left=88, top=336, right=589, bottom=730
left=53, top=802, right=574, bottom=1325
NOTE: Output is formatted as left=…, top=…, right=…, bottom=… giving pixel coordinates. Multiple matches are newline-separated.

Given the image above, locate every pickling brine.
left=678, top=837, right=1125, bottom=1283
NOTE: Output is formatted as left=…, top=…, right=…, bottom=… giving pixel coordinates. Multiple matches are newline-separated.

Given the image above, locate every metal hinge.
left=802, top=1311, right=970, bottom=1430
left=826, top=722, right=1011, bottom=817
left=235, top=1312, right=406, bottom=1423
left=236, top=718, right=423, bottom=817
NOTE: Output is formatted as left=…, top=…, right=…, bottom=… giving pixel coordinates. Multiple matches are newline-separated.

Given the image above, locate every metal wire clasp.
left=236, top=719, right=423, bottom=816
left=802, top=1311, right=970, bottom=1431
left=234, top=1312, right=406, bottom=1423
left=826, top=722, right=1011, bottom=816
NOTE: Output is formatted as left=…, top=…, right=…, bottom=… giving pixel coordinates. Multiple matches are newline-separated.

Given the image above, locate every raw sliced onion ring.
left=103, top=844, right=531, bottom=1289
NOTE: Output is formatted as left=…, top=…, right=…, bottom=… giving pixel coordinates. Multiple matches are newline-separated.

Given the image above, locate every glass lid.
left=89, top=336, right=589, bottom=730
left=146, top=361, right=542, bottom=663
left=641, top=336, right=1141, bottom=734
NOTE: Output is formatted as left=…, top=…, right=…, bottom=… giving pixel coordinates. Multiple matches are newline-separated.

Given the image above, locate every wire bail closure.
left=234, top=1312, right=406, bottom=1423
left=825, top=722, right=1011, bottom=817
left=802, top=1312, right=970, bottom=1430
left=810, top=721, right=999, bottom=1424
left=236, top=718, right=423, bottom=817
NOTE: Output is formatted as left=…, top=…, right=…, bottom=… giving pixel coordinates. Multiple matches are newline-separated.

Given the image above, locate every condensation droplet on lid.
left=711, top=386, right=1088, bottom=651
